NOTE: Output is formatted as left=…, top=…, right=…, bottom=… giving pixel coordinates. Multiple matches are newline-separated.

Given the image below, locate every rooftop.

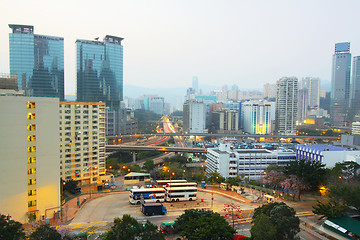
left=295, top=144, right=348, bottom=152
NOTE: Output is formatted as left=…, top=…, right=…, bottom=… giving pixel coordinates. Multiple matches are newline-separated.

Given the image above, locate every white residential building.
left=276, top=77, right=298, bottom=134
left=0, top=96, right=60, bottom=223
left=206, top=142, right=296, bottom=180
left=59, top=102, right=106, bottom=184
left=183, top=99, right=207, bottom=133
left=241, top=100, right=272, bottom=134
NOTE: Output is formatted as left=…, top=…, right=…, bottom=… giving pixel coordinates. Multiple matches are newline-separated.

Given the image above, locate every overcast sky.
left=1, top=0, right=360, bottom=95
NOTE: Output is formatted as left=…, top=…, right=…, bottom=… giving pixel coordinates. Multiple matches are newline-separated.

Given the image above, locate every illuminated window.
left=28, top=168, right=36, bottom=175
left=28, top=179, right=36, bottom=185
left=28, top=200, right=36, bottom=207
left=27, top=124, right=36, bottom=131
left=28, top=190, right=36, bottom=196
left=26, top=102, right=35, bottom=109
left=27, top=157, right=36, bottom=163
left=27, top=113, right=36, bottom=120
left=27, top=135, right=36, bottom=142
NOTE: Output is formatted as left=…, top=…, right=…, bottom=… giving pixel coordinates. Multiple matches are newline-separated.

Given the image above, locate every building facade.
left=59, top=102, right=106, bottom=184
left=331, top=42, right=351, bottom=127
left=9, top=24, right=64, bottom=100
left=150, top=97, right=164, bottom=115
left=183, top=99, right=207, bottom=134
left=206, top=142, right=296, bottom=180
left=241, top=100, right=272, bottom=134
left=263, top=83, right=277, bottom=99
left=295, top=144, right=360, bottom=168
left=76, top=36, right=123, bottom=110
left=0, top=96, right=60, bottom=223
left=275, top=77, right=298, bottom=134
left=210, top=109, right=239, bottom=133
left=351, top=56, right=360, bottom=122
left=352, top=122, right=360, bottom=135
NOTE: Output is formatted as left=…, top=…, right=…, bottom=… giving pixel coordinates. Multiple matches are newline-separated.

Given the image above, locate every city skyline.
left=1, top=0, right=360, bottom=95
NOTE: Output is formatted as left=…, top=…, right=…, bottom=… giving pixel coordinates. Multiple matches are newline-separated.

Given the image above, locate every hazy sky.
left=1, top=0, right=360, bottom=95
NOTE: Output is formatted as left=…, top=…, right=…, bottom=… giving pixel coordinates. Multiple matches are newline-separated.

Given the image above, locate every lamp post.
left=183, top=169, right=186, bottom=180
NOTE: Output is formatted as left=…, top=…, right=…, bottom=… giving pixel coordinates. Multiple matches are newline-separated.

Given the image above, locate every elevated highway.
left=106, top=144, right=206, bottom=153
left=107, top=133, right=340, bottom=140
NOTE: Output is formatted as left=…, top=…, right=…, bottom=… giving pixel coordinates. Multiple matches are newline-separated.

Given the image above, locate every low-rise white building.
left=206, top=142, right=296, bottom=180
left=295, top=144, right=360, bottom=168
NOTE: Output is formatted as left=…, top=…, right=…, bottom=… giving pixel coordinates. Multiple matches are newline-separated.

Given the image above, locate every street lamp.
left=183, top=169, right=186, bottom=179
left=170, top=172, right=175, bottom=182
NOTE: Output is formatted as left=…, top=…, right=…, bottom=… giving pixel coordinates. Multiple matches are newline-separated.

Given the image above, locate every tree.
left=29, top=224, right=61, bottom=240
left=143, top=159, right=155, bottom=172
left=312, top=199, right=346, bottom=219
left=102, top=214, right=164, bottom=240
left=280, top=175, right=308, bottom=200
left=0, top=214, right=25, bottom=240
left=284, top=159, right=326, bottom=191
left=208, top=172, right=225, bottom=184
left=263, top=170, right=285, bottom=190
left=174, top=209, right=235, bottom=240
left=225, top=178, right=239, bottom=188
left=328, top=183, right=360, bottom=213
left=63, top=179, right=79, bottom=194
left=250, top=214, right=277, bottom=240
left=251, top=202, right=299, bottom=240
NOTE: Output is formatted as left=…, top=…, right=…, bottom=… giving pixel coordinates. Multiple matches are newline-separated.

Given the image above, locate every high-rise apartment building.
left=331, top=42, right=351, bottom=126
left=150, top=97, right=165, bottom=115
left=351, top=56, right=360, bottom=122
left=263, top=83, right=277, bottom=99
left=242, top=100, right=272, bottom=134
left=0, top=96, right=60, bottom=223
left=210, top=109, right=239, bottom=133
left=9, top=24, right=64, bottom=100
left=76, top=36, right=123, bottom=110
left=59, top=102, right=106, bottom=184
left=301, top=77, right=320, bottom=108
left=275, top=77, right=298, bottom=134
left=183, top=99, right=207, bottom=133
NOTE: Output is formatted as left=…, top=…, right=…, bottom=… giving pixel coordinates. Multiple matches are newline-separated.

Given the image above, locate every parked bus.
left=165, top=182, right=197, bottom=188
left=164, top=186, right=197, bottom=202
left=129, top=188, right=165, bottom=205
left=155, top=179, right=187, bottom=188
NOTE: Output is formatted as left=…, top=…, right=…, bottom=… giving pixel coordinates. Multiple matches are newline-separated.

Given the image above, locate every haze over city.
left=1, top=0, right=360, bottom=96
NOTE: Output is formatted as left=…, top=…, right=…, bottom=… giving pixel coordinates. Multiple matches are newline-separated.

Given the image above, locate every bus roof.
left=164, top=186, right=197, bottom=190
left=155, top=180, right=187, bottom=183
left=166, top=182, right=197, bottom=186
left=130, top=188, right=165, bottom=193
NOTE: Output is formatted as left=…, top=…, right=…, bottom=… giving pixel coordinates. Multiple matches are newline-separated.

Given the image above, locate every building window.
left=27, top=157, right=36, bottom=163
left=28, top=168, right=36, bottom=175
left=27, top=124, right=36, bottom=131
left=27, top=102, right=35, bottom=109
left=28, top=200, right=37, bottom=207
left=27, top=113, right=36, bottom=120
left=28, top=190, right=36, bottom=196
left=28, top=179, right=36, bottom=185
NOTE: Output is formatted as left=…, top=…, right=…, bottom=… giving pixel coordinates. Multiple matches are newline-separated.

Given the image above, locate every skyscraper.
left=331, top=42, right=351, bottom=126
left=351, top=56, right=360, bottom=121
left=9, top=24, right=64, bottom=100
left=76, top=36, right=123, bottom=110
left=275, top=77, right=298, bottom=134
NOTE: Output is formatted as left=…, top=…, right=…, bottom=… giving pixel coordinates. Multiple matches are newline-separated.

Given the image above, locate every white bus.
left=165, top=182, right=197, bottom=188
left=155, top=179, right=187, bottom=188
left=164, top=186, right=197, bottom=202
left=129, top=188, right=165, bottom=205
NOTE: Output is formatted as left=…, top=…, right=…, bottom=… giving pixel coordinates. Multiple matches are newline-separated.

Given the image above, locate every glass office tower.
left=331, top=42, right=351, bottom=127
left=76, top=35, right=123, bottom=110
left=9, top=24, right=64, bottom=100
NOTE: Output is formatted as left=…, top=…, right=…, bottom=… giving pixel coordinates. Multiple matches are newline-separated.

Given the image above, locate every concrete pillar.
left=133, top=152, right=136, bottom=163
